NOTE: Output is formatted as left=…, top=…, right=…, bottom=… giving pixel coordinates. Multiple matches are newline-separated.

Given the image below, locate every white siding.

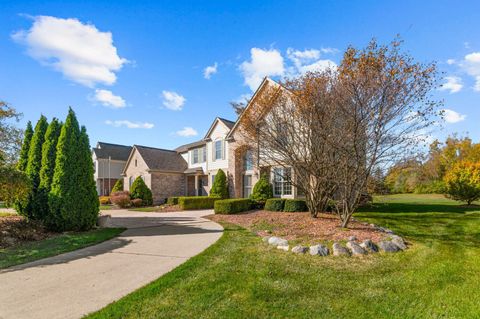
left=207, top=122, right=229, bottom=171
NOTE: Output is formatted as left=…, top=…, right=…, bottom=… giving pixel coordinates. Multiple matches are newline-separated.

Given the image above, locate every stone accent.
left=150, top=172, right=185, bottom=204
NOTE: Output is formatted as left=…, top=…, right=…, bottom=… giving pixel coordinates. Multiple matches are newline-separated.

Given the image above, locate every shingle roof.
left=174, top=140, right=206, bottom=153
left=93, top=142, right=132, bottom=161
left=135, top=145, right=187, bottom=172
left=218, top=117, right=236, bottom=129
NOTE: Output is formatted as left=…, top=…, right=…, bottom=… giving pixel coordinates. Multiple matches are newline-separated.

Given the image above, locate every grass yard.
left=0, top=227, right=125, bottom=269
left=88, top=194, right=480, bottom=318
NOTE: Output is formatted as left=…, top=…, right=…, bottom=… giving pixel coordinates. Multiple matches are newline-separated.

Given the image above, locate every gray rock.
left=3, top=236, right=17, bottom=246
left=309, top=244, right=329, bottom=256
left=348, top=235, right=357, bottom=242
left=346, top=241, right=367, bottom=255
left=332, top=243, right=351, bottom=256
left=292, top=245, right=308, bottom=254
left=390, top=235, right=407, bottom=250
left=268, top=237, right=288, bottom=247
left=97, top=215, right=111, bottom=228
left=277, top=245, right=289, bottom=251
left=360, top=239, right=379, bottom=253
left=378, top=241, right=401, bottom=253
left=384, top=228, right=394, bottom=234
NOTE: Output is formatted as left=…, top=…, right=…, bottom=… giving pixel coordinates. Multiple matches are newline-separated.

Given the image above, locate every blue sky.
left=1, top=0, right=480, bottom=149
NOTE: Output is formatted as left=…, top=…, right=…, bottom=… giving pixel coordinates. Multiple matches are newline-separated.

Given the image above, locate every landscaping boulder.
left=262, top=236, right=271, bottom=242
left=333, top=243, right=351, bottom=256
left=97, top=215, right=111, bottom=228
left=348, top=235, right=357, bottom=241
left=277, top=245, right=289, bottom=251
left=346, top=241, right=367, bottom=255
left=292, top=245, right=308, bottom=254
left=378, top=240, right=401, bottom=253
left=360, top=239, right=379, bottom=253
left=309, top=244, right=329, bottom=256
left=391, top=235, right=407, bottom=250
left=268, top=236, right=288, bottom=247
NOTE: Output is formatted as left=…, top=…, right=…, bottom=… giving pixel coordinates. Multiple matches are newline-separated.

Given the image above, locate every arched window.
left=244, top=150, right=253, bottom=171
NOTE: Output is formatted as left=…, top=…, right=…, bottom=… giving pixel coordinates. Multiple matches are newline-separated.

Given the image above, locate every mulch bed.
left=208, top=210, right=387, bottom=243
left=0, top=215, right=53, bottom=249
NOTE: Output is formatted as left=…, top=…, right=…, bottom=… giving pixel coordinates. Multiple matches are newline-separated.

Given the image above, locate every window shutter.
left=222, top=140, right=226, bottom=160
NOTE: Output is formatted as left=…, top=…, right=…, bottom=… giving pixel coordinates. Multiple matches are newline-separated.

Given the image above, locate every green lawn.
left=0, top=227, right=125, bottom=269
left=88, top=194, right=480, bottom=318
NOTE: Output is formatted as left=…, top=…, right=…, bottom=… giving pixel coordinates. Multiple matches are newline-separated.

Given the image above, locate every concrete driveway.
left=0, top=209, right=222, bottom=319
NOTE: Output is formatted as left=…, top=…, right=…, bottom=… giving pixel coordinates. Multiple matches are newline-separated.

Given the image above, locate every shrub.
left=283, top=199, right=308, bottom=212
left=167, top=197, right=179, bottom=205
left=178, top=196, right=219, bottom=210
left=250, top=174, right=273, bottom=205
left=210, top=169, right=229, bottom=199
left=111, top=191, right=131, bottom=208
left=414, top=180, right=446, bottom=194
left=326, top=199, right=336, bottom=213
left=444, top=161, right=480, bottom=205
left=264, top=198, right=286, bottom=211
left=112, top=179, right=124, bottom=193
left=131, top=198, right=143, bottom=207
left=214, top=199, right=253, bottom=214
left=130, top=176, right=153, bottom=206
left=99, top=196, right=111, bottom=205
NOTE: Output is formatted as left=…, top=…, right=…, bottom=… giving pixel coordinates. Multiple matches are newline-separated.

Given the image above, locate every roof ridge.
left=97, top=141, right=131, bottom=148
left=134, top=144, right=177, bottom=152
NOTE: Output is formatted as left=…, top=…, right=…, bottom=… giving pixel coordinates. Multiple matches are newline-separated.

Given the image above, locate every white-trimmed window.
left=214, top=140, right=223, bottom=160
left=191, top=146, right=207, bottom=164
left=192, top=149, right=199, bottom=164
left=244, top=150, right=253, bottom=171
left=129, top=176, right=134, bottom=189
left=273, top=167, right=292, bottom=196
left=202, top=146, right=207, bottom=162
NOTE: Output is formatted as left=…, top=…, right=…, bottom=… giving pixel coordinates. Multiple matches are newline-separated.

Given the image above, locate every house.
left=107, top=77, right=302, bottom=203
left=92, top=142, right=132, bottom=195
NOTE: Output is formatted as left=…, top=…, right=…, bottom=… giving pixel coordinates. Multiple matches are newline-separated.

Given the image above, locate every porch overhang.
left=184, top=167, right=205, bottom=175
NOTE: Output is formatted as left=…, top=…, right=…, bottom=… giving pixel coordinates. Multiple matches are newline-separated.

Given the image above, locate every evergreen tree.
left=130, top=176, right=153, bottom=205
left=111, top=179, right=124, bottom=193
left=210, top=169, right=229, bottom=198
left=19, top=116, right=48, bottom=219
left=48, top=108, right=98, bottom=231
left=37, top=118, right=62, bottom=220
left=17, top=121, right=33, bottom=171
left=250, top=174, right=273, bottom=202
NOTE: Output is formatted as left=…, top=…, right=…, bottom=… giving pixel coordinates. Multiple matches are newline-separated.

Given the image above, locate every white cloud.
left=93, top=89, right=126, bottom=108
left=12, top=15, right=127, bottom=87
left=176, top=127, right=198, bottom=137
left=287, top=48, right=320, bottom=69
left=162, top=90, right=186, bottom=111
left=443, top=109, right=466, bottom=123
left=240, top=48, right=285, bottom=90
left=446, top=59, right=456, bottom=65
left=286, top=48, right=337, bottom=77
left=203, top=62, right=218, bottom=79
left=462, top=52, right=480, bottom=91
left=105, top=120, right=154, bottom=129
left=298, top=59, right=337, bottom=74
left=439, top=76, right=463, bottom=93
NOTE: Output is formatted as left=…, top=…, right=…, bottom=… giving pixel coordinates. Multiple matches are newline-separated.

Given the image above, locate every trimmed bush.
left=250, top=174, right=273, bottom=204
left=99, top=196, right=111, bottom=205
left=283, top=199, right=308, bottom=212
left=112, top=179, right=124, bottom=193
left=210, top=169, right=229, bottom=199
left=214, top=198, right=253, bottom=214
left=264, top=198, right=286, bottom=212
left=111, top=191, right=131, bottom=208
left=178, top=196, right=219, bottom=210
left=131, top=198, right=143, bottom=207
left=130, top=176, right=153, bottom=206
left=167, top=197, right=179, bottom=205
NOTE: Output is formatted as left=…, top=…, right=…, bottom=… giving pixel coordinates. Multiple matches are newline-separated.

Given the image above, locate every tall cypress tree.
left=19, top=116, right=48, bottom=219
left=48, top=108, right=98, bottom=231
left=37, top=118, right=62, bottom=220
left=17, top=121, right=33, bottom=171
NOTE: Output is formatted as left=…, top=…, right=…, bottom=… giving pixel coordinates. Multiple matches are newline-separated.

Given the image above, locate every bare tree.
left=238, top=39, right=441, bottom=227
left=0, top=101, right=23, bottom=165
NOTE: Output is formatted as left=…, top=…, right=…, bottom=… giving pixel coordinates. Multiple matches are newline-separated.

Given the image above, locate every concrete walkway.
left=0, top=209, right=223, bottom=319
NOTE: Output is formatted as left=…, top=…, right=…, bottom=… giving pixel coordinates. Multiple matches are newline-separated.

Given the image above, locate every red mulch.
left=208, top=210, right=387, bottom=243
left=0, top=215, right=53, bottom=249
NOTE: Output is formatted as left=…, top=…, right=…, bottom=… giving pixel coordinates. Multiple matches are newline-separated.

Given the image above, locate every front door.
left=243, top=174, right=252, bottom=198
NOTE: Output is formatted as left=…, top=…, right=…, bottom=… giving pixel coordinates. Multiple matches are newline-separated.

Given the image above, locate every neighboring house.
left=122, top=145, right=187, bottom=204
left=92, top=142, right=132, bottom=196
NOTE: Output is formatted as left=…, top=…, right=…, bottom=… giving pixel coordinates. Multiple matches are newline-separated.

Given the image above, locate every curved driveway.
left=0, top=209, right=223, bottom=319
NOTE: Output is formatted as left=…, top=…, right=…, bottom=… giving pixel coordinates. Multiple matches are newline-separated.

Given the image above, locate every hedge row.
left=214, top=199, right=253, bottom=214
left=178, top=196, right=220, bottom=210
left=167, top=197, right=179, bottom=205
left=264, top=198, right=309, bottom=212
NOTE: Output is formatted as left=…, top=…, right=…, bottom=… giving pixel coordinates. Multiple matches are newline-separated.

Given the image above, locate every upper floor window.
left=191, top=146, right=207, bottom=164
left=135, top=159, right=138, bottom=167
left=244, top=150, right=253, bottom=171
left=273, top=167, right=292, bottom=196
left=214, top=140, right=223, bottom=160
